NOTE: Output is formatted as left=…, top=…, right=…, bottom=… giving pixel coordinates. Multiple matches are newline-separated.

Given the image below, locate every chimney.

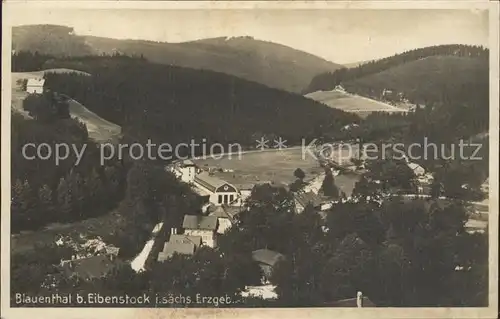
left=356, top=291, right=363, bottom=308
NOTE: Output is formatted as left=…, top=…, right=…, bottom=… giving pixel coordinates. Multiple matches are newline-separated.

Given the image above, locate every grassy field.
left=305, top=90, right=409, bottom=118
left=193, top=147, right=361, bottom=195
left=194, top=148, right=323, bottom=186
left=11, top=211, right=126, bottom=255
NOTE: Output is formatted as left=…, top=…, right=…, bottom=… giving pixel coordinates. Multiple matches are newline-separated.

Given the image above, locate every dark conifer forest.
left=41, top=57, right=360, bottom=147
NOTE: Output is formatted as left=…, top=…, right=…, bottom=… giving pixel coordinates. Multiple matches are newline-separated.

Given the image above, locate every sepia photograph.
left=1, top=1, right=498, bottom=318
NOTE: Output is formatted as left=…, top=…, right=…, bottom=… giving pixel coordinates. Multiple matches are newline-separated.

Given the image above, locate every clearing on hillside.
left=11, top=70, right=121, bottom=143
left=305, top=89, right=409, bottom=118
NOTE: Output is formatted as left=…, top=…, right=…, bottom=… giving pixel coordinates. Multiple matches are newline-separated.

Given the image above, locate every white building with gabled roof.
left=26, top=78, right=45, bottom=94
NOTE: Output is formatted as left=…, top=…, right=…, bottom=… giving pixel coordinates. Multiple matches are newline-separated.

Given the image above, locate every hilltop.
left=341, top=55, right=488, bottom=106
left=12, top=25, right=342, bottom=93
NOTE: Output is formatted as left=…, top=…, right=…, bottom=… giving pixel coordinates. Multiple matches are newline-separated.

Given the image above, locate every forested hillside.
left=13, top=25, right=342, bottom=93
left=304, top=44, right=488, bottom=94
left=11, top=112, right=126, bottom=232
left=305, top=44, right=489, bottom=147
left=43, top=57, right=359, bottom=148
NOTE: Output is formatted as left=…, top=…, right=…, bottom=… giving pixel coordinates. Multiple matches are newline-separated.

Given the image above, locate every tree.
left=288, top=179, right=306, bottom=192
left=56, top=176, right=73, bottom=220
left=11, top=179, right=38, bottom=232
left=85, top=169, right=105, bottom=211
left=293, top=168, right=306, bottom=181
left=66, top=169, right=86, bottom=219
left=38, top=184, right=54, bottom=219
left=320, top=169, right=339, bottom=198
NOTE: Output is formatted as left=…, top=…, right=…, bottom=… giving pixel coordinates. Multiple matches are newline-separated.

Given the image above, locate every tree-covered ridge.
left=12, top=25, right=94, bottom=57
left=13, top=24, right=343, bottom=93
left=11, top=51, right=147, bottom=73
left=43, top=59, right=360, bottom=147
left=304, top=44, right=488, bottom=94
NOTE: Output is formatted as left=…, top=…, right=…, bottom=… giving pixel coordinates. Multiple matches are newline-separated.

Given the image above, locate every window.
left=224, top=195, right=228, bottom=204
left=229, top=195, right=234, bottom=203
left=218, top=195, right=223, bottom=204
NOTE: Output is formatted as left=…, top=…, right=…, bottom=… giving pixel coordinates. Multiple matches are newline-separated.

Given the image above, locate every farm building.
left=26, top=78, right=45, bottom=94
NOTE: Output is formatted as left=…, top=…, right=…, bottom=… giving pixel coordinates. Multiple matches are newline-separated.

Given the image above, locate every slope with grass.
left=11, top=69, right=121, bottom=143
left=305, top=89, right=409, bottom=117
left=13, top=25, right=342, bottom=93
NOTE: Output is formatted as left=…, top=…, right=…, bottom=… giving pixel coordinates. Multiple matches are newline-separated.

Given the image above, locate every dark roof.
left=208, top=205, right=242, bottom=219
left=182, top=215, right=218, bottom=231
left=61, top=255, right=116, bottom=280
left=325, top=296, right=376, bottom=307
left=295, top=191, right=326, bottom=208
left=158, top=242, right=195, bottom=262
left=251, top=249, right=285, bottom=267
left=169, top=234, right=202, bottom=248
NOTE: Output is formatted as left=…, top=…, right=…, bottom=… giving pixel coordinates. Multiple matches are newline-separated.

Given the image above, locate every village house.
left=26, top=78, right=45, bottom=94
left=157, top=233, right=203, bottom=262
left=182, top=215, right=218, bottom=248
left=251, top=249, right=285, bottom=282
left=207, top=204, right=243, bottom=234
left=294, top=191, right=333, bottom=214
left=168, top=160, right=242, bottom=207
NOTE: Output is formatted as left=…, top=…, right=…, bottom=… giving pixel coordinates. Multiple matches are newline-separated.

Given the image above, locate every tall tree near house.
left=321, top=169, right=339, bottom=198
left=11, top=179, right=38, bottom=231
left=85, top=169, right=105, bottom=211
left=104, top=165, right=122, bottom=201
left=66, top=169, right=86, bottom=219
left=320, top=234, right=377, bottom=302
left=56, top=176, right=73, bottom=220
left=38, top=184, right=54, bottom=219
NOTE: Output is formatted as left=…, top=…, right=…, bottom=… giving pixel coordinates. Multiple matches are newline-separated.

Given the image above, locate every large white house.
left=26, top=78, right=45, bottom=94
left=168, top=160, right=242, bottom=207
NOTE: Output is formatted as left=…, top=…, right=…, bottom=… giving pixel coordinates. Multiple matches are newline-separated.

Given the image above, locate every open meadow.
left=193, top=147, right=361, bottom=195
left=305, top=89, right=409, bottom=118
left=11, top=211, right=125, bottom=255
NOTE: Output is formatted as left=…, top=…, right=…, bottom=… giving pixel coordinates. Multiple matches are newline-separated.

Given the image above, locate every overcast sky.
left=9, top=8, right=489, bottom=64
